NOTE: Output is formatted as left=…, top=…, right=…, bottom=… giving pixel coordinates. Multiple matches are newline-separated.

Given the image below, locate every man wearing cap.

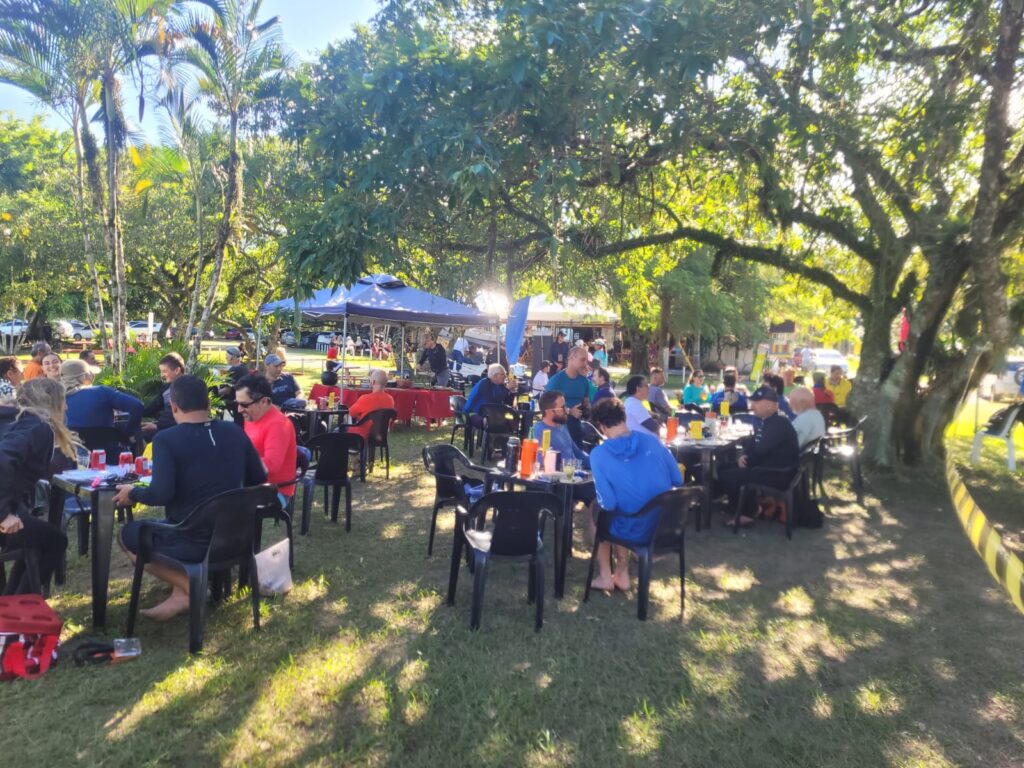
left=22, top=342, right=51, bottom=381
left=224, top=346, right=249, bottom=384
left=263, top=353, right=304, bottom=409
left=717, top=384, right=799, bottom=526
left=64, top=358, right=144, bottom=455
left=417, top=332, right=450, bottom=387
left=592, top=339, right=608, bottom=366
left=549, top=332, right=570, bottom=370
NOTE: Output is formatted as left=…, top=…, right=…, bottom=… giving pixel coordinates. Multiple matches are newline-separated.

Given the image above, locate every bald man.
left=790, top=386, right=826, bottom=448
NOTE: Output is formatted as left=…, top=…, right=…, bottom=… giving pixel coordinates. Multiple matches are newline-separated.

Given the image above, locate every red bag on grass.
left=0, top=595, right=62, bottom=680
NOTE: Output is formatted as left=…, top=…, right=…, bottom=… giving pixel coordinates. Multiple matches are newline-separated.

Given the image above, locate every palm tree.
left=0, top=0, right=109, bottom=346
left=169, top=0, right=289, bottom=369
left=90, top=0, right=174, bottom=370
left=132, top=86, right=213, bottom=342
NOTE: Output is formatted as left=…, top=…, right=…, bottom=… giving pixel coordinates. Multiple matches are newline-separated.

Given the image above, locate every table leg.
left=48, top=483, right=67, bottom=585
left=91, top=489, right=115, bottom=631
left=555, top=484, right=573, bottom=598
left=701, top=450, right=713, bottom=530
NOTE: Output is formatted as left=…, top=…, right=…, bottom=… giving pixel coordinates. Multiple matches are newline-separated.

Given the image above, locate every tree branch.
left=564, top=225, right=870, bottom=310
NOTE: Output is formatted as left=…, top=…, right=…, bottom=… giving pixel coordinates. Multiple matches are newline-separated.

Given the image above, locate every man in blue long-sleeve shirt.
left=464, top=363, right=516, bottom=428
left=113, top=376, right=266, bottom=621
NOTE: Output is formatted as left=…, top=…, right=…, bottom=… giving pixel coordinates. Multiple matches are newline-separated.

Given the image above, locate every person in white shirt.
left=532, top=360, right=552, bottom=397
left=790, top=386, right=826, bottom=447
left=623, top=375, right=660, bottom=436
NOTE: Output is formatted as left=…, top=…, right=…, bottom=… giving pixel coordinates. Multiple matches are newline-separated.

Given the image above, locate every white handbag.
left=254, top=539, right=293, bottom=596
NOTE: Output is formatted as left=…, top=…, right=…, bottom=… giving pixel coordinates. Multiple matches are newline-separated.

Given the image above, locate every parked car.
left=225, top=327, right=242, bottom=340
left=128, top=319, right=163, bottom=333
left=803, top=348, right=850, bottom=375
left=65, top=320, right=94, bottom=341
left=52, top=319, right=74, bottom=339
left=281, top=330, right=297, bottom=347
left=0, top=319, right=30, bottom=348
left=979, top=358, right=1024, bottom=401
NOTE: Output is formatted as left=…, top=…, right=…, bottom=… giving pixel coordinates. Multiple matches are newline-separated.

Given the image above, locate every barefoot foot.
left=140, top=592, right=190, bottom=621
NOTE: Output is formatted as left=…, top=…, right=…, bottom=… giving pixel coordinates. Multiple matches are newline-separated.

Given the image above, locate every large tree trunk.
left=189, top=112, right=241, bottom=370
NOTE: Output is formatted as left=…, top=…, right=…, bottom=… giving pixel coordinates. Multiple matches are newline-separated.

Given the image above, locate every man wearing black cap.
left=718, top=384, right=799, bottom=526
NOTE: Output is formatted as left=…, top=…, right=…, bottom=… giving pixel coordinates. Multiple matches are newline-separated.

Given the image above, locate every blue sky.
left=0, top=0, right=380, bottom=137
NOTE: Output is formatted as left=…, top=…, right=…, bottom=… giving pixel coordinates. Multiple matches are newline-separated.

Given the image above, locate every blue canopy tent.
left=259, top=274, right=499, bottom=381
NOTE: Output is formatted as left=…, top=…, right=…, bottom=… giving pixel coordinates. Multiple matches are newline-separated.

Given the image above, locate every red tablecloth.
left=339, top=388, right=454, bottom=424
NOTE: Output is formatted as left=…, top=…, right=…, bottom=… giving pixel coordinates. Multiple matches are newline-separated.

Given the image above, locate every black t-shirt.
left=270, top=374, right=301, bottom=406
left=129, top=420, right=267, bottom=527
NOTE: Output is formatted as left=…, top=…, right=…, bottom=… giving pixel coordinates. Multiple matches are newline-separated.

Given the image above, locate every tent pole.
left=256, top=317, right=263, bottom=368
left=400, top=324, right=406, bottom=377
left=340, top=314, right=348, bottom=397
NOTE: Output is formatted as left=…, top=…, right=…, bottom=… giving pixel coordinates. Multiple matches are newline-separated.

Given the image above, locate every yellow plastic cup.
left=720, top=399, right=730, bottom=417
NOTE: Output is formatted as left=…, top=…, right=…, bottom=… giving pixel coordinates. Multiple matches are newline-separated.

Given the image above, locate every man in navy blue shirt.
left=264, top=353, right=304, bottom=409
left=114, top=376, right=267, bottom=620
left=718, top=385, right=799, bottom=526
left=417, top=332, right=450, bottom=387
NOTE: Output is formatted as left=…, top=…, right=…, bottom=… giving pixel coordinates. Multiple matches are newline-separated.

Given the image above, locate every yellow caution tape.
left=945, top=455, right=1024, bottom=614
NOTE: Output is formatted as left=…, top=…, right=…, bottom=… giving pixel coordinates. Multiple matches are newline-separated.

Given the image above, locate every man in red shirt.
left=235, top=374, right=297, bottom=506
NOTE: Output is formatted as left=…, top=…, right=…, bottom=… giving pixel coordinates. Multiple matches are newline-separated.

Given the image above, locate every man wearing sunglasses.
left=235, top=375, right=297, bottom=508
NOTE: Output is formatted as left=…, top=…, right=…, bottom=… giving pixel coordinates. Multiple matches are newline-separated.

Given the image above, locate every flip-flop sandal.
left=725, top=516, right=756, bottom=529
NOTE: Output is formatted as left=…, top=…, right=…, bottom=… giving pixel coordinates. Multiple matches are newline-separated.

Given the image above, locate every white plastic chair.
left=971, top=403, right=1023, bottom=471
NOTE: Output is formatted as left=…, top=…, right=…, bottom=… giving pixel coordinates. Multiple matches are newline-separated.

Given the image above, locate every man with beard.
left=532, top=390, right=595, bottom=509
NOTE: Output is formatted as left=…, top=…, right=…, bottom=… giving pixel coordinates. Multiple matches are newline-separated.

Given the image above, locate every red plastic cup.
left=119, top=451, right=133, bottom=474
left=90, top=449, right=106, bottom=471
left=134, top=457, right=146, bottom=476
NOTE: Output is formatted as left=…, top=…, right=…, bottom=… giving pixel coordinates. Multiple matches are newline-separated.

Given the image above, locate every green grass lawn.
left=5, top=413, right=1024, bottom=767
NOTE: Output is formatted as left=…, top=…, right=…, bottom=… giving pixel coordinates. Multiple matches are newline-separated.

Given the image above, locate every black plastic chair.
left=448, top=395, right=472, bottom=454
left=287, top=446, right=316, bottom=535
left=735, top=441, right=819, bottom=540
left=821, top=416, right=866, bottom=504
left=446, top=491, right=559, bottom=631
left=350, top=408, right=398, bottom=478
left=306, top=432, right=363, bottom=531
left=257, top=451, right=315, bottom=569
left=817, top=402, right=844, bottom=429
left=0, top=540, right=43, bottom=595
left=583, top=487, right=703, bottom=621
left=125, top=484, right=279, bottom=654
left=577, top=420, right=603, bottom=453
left=285, top=411, right=309, bottom=446
left=479, top=404, right=519, bottom=463
left=422, top=444, right=488, bottom=557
